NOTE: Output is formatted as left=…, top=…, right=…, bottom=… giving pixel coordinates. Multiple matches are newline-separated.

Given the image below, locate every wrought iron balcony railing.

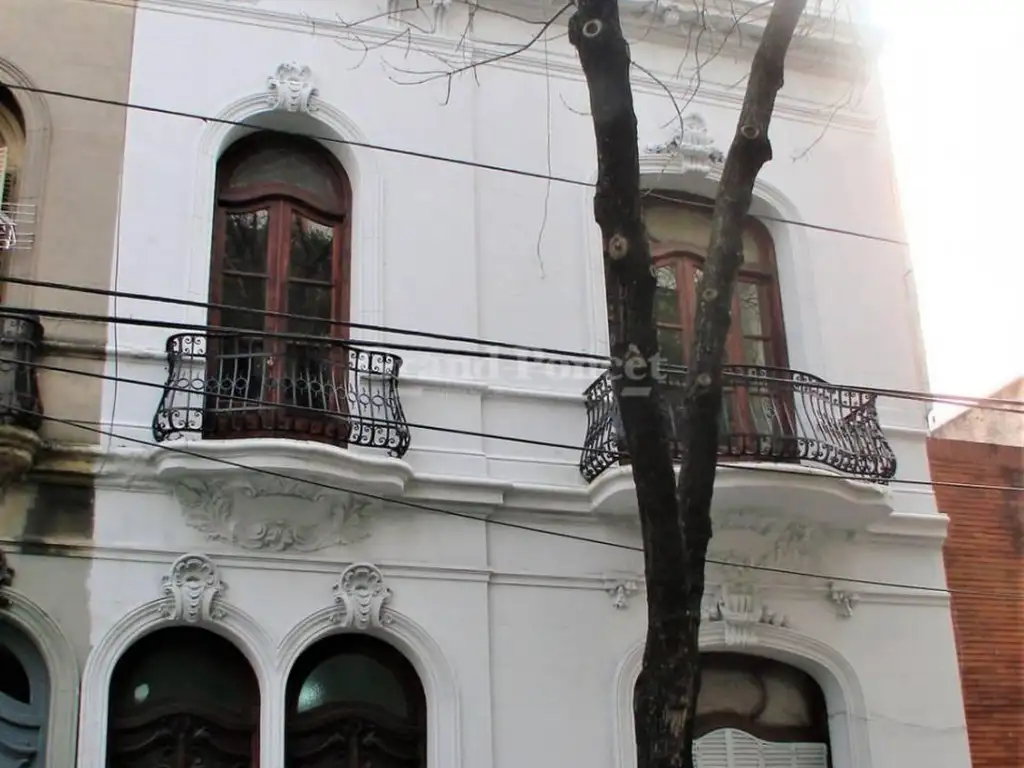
left=153, top=333, right=411, bottom=458
left=580, top=365, right=897, bottom=483
left=0, top=312, right=43, bottom=432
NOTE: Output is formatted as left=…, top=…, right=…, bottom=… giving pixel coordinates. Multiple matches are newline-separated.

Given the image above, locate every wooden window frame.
left=206, top=132, right=353, bottom=441
left=643, top=192, right=789, bottom=370
left=633, top=193, right=797, bottom=450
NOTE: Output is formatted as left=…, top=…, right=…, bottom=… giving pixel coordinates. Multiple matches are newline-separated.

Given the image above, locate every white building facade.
left=2, top=0, right=974, bottom=766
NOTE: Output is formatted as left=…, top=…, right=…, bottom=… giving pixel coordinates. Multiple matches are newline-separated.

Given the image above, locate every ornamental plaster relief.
left=171, top=475, right=374, bottom=552
left=330, top=562, right=395, bottom=629
left=159, top=553, right=227, bottom=623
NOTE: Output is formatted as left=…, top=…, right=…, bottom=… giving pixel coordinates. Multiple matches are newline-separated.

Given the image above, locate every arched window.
left=107, top=628, right=260, bottom=768
left=0, top=621, right=50, bottom=767
left=205, top=131, right=352, bottom=442
left=0, top=86, right=26, bottom=251
left=635, top=193, right=787, bottom=369
left=286, top=634, right=426, bottom=768
left=603, top=193, right=795, bottom=456
left=691, top=653, right=831, bottom=767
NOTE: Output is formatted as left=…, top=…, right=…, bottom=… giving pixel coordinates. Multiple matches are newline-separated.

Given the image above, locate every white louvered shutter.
left=695, top=728, right=828, bottom=768
left=693, top=729, right=731, bottom=768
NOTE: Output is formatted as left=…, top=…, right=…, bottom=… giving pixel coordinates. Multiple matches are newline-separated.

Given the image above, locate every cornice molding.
left=133, top=0, right=876, bottom=130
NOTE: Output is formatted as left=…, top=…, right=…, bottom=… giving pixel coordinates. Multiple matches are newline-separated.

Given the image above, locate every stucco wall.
left=1, top=0, right=135, bottom=447
left=0, top=3, right=135, bottom=767
left=71, top=2, right=972, bottom=767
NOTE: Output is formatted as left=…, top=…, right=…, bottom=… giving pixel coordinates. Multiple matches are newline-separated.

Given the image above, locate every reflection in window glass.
left=296, top=653, right=410, bottom=717
left=227, top=146, right=337, bottom=202
left=654, top=265, right=680, bottom=325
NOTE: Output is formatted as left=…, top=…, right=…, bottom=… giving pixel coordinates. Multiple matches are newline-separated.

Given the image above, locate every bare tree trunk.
left=568, top=2, right=808, bottom=766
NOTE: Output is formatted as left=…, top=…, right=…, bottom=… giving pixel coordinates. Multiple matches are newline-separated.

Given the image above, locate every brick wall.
left=929, top=438, right=1024, bottom=768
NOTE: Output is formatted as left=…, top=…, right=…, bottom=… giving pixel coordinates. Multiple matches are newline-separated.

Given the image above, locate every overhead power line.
left=9, top=353, right=1024, bottom=494
left=14, top=404, right=1021, bottom=602
left=4, top=287, right=1023, bottom=416
left=0, top=80, right=908, bottom=247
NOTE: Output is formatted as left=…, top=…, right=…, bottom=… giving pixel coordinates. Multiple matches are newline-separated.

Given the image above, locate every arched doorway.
left=0, top=621, right=49, bottom=767
left=692, top=652, right=831, bottom=766
left=106, top=627, right=260, bottom=767
left=285, top=634, right=426, bottom=767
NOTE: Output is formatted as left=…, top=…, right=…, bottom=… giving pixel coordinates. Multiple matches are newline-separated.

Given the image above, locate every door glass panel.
left=742, top=338, right=767, bottom=366
left=0, top=643, right=30, bottom=703
left=296, top=653, right=410, bottom=717
left=289, top=214, right=334, bottom=282
left=220, top=275, right=266, bottom=331
left=223, top=210, right=269, bottom=273
left=657, top=327, right=685, bottom=367
left=287, top=284, right=332, bottom=337
left=654, top=265, right=681, bottom=324
left=737, top=282, right=764, bottom=336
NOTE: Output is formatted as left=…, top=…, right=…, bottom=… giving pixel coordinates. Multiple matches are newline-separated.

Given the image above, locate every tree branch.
left=570, top=1, right=807, bottom=766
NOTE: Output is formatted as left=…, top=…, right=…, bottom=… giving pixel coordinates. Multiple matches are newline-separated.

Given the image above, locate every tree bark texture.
left=569, top=2, right=808, bottom=767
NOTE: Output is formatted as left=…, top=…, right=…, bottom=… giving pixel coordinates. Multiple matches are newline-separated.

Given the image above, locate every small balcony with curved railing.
left=580, top=365, right=899, bottom=520
left=0, top=311, right=44, bottom=485
left=151, top=333, right=412, bottom=492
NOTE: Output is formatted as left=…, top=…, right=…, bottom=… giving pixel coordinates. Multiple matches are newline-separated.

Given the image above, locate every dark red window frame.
left=643, top=192, right=789, bottom=370
left=205, top=132, right=353, bottom=441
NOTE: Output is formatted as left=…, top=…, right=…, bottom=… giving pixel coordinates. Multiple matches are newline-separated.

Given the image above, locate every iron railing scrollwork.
left=0, top=312, right=43, bottom=432
left=153, top=332, right=411, bottom=458
left=580, top=364, right=897, bottom=483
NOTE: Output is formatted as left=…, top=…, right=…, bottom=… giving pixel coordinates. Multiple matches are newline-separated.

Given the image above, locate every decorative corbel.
left=826, top=582, right=859, bottom=618
left=604, top=578, right=641, bottom=610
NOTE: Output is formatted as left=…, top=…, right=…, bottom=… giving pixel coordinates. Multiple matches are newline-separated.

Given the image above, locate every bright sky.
left=870, top=0, right=1023, bottom=424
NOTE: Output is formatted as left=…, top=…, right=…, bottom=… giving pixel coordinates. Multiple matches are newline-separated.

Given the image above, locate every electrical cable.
left=15, top=404, right=1022, bottom=601
left=4, top=284, right=1024, bottom=416
left=10, top=353, right=1024, bottom=494
left=0, top=80, right=909, bottom=247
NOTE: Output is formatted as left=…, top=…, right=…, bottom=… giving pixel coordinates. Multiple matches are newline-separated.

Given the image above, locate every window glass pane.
left=642, top=201, right=760, bottom=262
left=0, top=642, right=30, bottom=703
left=657, top=326, right=685, bottom=367
left=221, top=275, right=266, bottom=331
left=290, top=214, right=334, bottom=282
left=287, top=283, right=332, bottom=336
left=110, top=630, right=256, bottom=714
left=644, top=204, right=711, bottom=246
left=742, top=338, right=767, bottom=366
left=224, top=210, right=269, bottom=273
left=737, top=282, right=763, bottom=336
left=296, top=653, right=410, bottom=717
left=654, top=265, right=680, bottom=324
left=226, top=146, right=337, bottom=202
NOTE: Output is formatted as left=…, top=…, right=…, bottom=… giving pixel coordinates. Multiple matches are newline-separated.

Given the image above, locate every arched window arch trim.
left=76, top=597, right=277, bottom=768
left=581, top=167, right=825, bottom=373
left=1, top=587, right=79, bottom=768
left=279, top=606, right=463, bottom=768
left=185, top=93, right=385, bottom=343
left=611, top=623, right=871, bottom=768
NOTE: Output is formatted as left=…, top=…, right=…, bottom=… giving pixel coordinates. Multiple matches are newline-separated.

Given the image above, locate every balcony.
left=153, top=332, right=411, bottom=458
left=0, top=311, right=43, bottom=484
left=580, top=365, right=897, bottom=483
